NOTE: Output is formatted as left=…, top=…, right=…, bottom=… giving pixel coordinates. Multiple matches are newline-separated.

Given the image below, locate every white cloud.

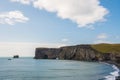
left=33, top=0, right=108, bottom=27
left=10, top=0, right=32, bottom=5
left=94, top=33, right=111, bottom=43
left=0, top=11, right=29, bottom=25
left=0, top=42, right=66, bottom=57
left=94, top=40, right=111, bottom=44
left=61, top=38, right=69, bottom=42
left=97, top=33, right=108, bottom=39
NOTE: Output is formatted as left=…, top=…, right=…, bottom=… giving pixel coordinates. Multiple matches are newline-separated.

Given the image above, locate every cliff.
left=34, top=44, right=120, bottom=67
left=35, top=48, right=60, bottom=59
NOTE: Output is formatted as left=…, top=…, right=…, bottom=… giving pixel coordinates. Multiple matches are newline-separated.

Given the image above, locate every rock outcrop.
left=35, top=48, right=60, bottom=59
left=13, top=55, right=19, bottom=58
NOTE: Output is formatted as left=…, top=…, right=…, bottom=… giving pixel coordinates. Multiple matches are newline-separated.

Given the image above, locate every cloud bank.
left=97, top=33, right=108, bottom=39
left=0, top=11, right=29, bottom=25
left=33, top=0, right=108, bottom=27
left=10, top=0, right=108, bottom=27
left=0, top=42, right=66, bottom=57
left=95, top=33, right=111, bottom=43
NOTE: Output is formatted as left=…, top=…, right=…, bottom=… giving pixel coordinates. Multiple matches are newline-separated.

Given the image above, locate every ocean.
left=0, top=58, right=119, bottom=80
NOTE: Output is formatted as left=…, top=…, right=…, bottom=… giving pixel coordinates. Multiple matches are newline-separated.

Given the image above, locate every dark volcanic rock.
left=116, top=76, right=120, bottom=80
left=34, top=48, right=60, bottom=59
left=34, top=45, right=111, bottom=61
left=58, top=45, right=101, bottom=61
left=13, top=55, right=19, bottom=58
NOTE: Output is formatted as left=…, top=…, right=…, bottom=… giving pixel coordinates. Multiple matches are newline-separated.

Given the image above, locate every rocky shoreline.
left=106, top=61, right=120, bottom=80
left=34, top=44, right=120, bottom=80
left=103, top=59, right=120, bottom=80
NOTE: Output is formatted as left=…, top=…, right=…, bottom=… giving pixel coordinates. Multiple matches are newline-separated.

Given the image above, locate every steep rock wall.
left=34, top=45, right=120, bottom=66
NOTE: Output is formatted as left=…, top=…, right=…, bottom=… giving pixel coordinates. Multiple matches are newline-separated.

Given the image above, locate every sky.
left=0, top=0, right=120, bottom=57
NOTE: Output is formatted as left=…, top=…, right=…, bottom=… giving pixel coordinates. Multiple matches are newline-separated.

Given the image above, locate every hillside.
left=91, top=43, right=120, bottom=53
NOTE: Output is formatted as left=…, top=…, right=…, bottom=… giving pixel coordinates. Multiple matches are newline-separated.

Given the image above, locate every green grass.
left=91, top=43, right=120, bottom=53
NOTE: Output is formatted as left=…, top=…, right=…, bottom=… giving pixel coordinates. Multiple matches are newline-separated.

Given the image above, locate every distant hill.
left=91, top=43, right=120, bottom=53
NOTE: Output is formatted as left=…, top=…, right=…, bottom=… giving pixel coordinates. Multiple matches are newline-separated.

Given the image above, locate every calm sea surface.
left=0, top=58, right=118, bottom=80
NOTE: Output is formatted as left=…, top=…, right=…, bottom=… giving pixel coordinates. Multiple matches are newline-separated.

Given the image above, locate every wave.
left=104, top=65, right=120, bottom=80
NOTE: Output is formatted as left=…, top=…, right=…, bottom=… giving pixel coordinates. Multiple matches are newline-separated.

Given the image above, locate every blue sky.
left=0, top=0, right=120, bottom=56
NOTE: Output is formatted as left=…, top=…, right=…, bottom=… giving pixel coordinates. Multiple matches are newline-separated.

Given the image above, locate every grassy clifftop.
left=91, top=43, right=120, bottom=53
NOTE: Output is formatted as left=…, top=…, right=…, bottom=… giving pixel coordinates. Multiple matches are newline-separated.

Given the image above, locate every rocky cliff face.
left=58, top=45, right=102, bottom=61
left=35, top=48, right=60, bottom=59
left=34, top=45, right=120, bottom=66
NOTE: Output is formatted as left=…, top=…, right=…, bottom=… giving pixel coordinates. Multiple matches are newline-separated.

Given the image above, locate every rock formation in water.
left=34, top=44, right=120, bottom=67
left=35, top=48, right=60, bottom=59
left=13, top=55, right=19, bottom=58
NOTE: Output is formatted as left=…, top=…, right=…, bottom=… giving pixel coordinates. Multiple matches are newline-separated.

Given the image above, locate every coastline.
left=100, top=61, right=120, bottom=80
left=105, top=61, right=120, bottom=80
left=34, top=44, right=120, bottom=80
left=2, top=57, right=119, bottom=80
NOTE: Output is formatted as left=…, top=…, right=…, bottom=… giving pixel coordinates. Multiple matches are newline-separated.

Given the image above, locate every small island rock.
left=13, top=55, right=19, bottom=58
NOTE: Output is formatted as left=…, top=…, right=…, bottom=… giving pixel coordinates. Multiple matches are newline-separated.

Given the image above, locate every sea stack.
left=13, top=55, right=19, bottom=58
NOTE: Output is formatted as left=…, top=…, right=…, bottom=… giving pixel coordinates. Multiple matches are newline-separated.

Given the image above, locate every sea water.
left=0, top=58, right=119, bottom=80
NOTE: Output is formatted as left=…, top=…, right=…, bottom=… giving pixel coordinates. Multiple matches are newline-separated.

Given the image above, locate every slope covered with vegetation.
left=91, top=43, right=120, bottom=53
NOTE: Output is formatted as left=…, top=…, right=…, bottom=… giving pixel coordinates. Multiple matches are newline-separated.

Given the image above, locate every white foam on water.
left=104, top=65, right=120, bottom=80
